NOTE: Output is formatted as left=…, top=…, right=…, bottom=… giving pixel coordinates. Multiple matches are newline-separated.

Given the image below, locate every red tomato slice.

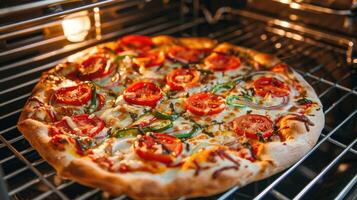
left=79, top=55, right=115, bottom=80
left=123, top=81, right=163, bottom=107
left=53, top=114, right=105, bottom=138
left=254, top=76, right=290, bottom=97
left=166, top=68, right=200, bottom=91
left=119, top=35, right=153, bottom=50
left=135, top=133, right=183, bottom=164
left=168, top=46, right=204, bottom=64
left=204, top=52, right=241, bottom=71
left=232, top=114, right=273, bottom=140
left=134, top=51, right=165, bottom=68
left=53, top=84, right=92, bottom=106
left=186, top=92, right=225, bottom=115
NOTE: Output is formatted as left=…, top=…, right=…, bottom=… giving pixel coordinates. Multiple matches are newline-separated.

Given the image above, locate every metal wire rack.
left=0, top=0, right=356, bottom=200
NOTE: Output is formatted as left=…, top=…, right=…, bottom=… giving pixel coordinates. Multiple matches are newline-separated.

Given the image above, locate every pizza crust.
left=17, top=35, right=324, bottom=199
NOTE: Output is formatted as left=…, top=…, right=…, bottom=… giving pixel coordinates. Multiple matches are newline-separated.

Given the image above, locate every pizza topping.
left=275, top=114, right=314, bottom=138
left=232, top=114, right=273, bottom=141
left=134, top=133, right=183, bottom=164
left=147, top=119, right=173, bottom=132
left=204, top=52, right=241, bottom=71
left=118, top=35, right=154, bottom=51
left=226, top=94, right=289, bottom=110
left=133, top=51, right=165, bottom=68
left=79, top=55, right=115, bottom=80
left=240, top=142, right=261, bottom=162
left=168, top=46, right=204, bottom=64
left=153, top=110, right=179, bottom=121
left=254, top=76, right=290, bottom=97
left=166, top=68, right=200, bottom=91
left=53, top=83, right=92, bottom=106
left=85, top=84, right=105, bottom=113
left=211, top=78, right=242, bottom=95
left=173, top=124, right=200, bottom=139
left=123, top=81, right=163, bottom=107
left=53, top=114, right=105, bottom=138
left=186, top=92, right=226, bottom=116
left=115, top=127, right=141, bottom=138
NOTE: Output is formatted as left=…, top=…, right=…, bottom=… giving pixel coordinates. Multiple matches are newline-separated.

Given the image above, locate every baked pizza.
left=17, top=35, right=324, bottom=199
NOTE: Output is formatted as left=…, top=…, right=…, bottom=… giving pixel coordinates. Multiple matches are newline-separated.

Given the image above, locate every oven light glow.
left=290, top=2, right=301, bottom=9
left=62, top=11, right=91, bottom=42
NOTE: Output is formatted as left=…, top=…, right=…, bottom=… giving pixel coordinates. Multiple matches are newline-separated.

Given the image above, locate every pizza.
left=17, top=35, right=324, bottom=199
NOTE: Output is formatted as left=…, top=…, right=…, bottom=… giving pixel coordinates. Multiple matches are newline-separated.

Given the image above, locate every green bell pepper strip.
left=173, top=124, right=200, bottom=139
left=152, top=111, right=179, bottom=121
left=211, top=78, right=242, bottom=94
left=226, top=94, right=256, bottom=108
left=114, top=128, right=141, bottom=138
left=148, top=119, right=173, bottom=132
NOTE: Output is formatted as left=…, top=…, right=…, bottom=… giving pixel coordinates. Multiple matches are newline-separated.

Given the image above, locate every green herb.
left=211, top=120, right=223, bottom=125
left=256, top=132, right=265, bottom=143
left=128, top=112, right=138, bottom=121
left=85, top=84, right=98, bottom=113
left=156, top=65, right=164, bottom=71
left=297, top=97, right=313, bottom=105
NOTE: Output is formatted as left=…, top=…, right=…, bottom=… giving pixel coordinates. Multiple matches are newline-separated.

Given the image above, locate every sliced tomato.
left=53, top=84, right=92, bottom=106
left=232, top=114, right=273, bottom=140
left=79, top=55, right=115, bottom=80
left=168, top=46, right=204, bottom=64
left=134, top=51, right=165, bottom=68
left=186, top=92, right=225, bottom=115
left=123, top=81, right=163, bottom=107
left=119, top=35, right=153, bottom=51
left=53, top=114, right=105, bottom=138
left=204, top=52, right=241, bottom=71
left=166, top=68, right=200, bottom=91
left=135, top=133, right=183, bottom=164
left=254, top=76, right=290, bottom=97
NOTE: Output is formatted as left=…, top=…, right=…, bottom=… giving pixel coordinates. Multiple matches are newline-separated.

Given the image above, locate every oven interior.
left=0, top=0, right=356, bottom=199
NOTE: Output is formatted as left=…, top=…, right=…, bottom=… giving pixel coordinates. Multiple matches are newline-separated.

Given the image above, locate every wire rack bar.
left=253, top=110, right=356, bottom=200
left=1, top=79, right=39, bottom=95
left=33, top=180, right=75, bottom=200
left=0, top=135, right=24, bottom=149
left=74, top=188, right=101, bottom=200
left=0, top=0, right=133, bottom=33
left=0, top=134, right=67, bottom=199
left=334, top=174, right=357, bottom=200
left=0, top=93, right=30, bottom=108
left=1, top=60, right=61, bottom=83
left=293, top=138, right=357, bottom=199
left=0, top=147, right=34, bottom=165
left=4, top=159, right=45, bottom=180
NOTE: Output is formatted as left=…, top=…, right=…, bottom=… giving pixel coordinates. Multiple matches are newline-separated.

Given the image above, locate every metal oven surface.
left=0, top=1, right=356, bottom=199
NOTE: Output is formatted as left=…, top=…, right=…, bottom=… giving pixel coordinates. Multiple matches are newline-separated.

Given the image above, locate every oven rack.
left=1, top=1, right=357, bottom=200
